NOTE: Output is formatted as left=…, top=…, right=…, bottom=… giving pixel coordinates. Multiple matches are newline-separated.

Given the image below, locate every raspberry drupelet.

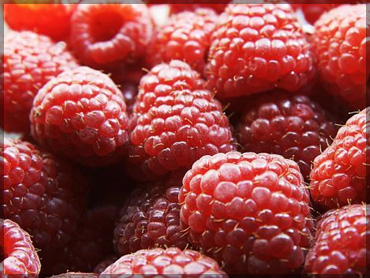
left=1, top=31, right=78, bottom=133
left=310, top=108, right=369, bottom=210
left=205, top=3, right=315, bottom=99
left=0, top=219, right=41, bottom=276
left=30, top=66, right=130, bottom=167
left=179, top=151, right=313, bottom=274
left=146, top=8, right=218, bottom=73
left=100, top=247, right=227, bottom=276
left=127, top=60, right=235, bottom=180
left=235, top=92, right=338, bottom=180
left=70, top=2, right=153, bottom=69
left=305, top=204, right=369, bottom=275
left=4, top=2, right=76, bottom=41
left=113, top=170, right=189, bottom=255
left=311, top=4, right=368, bottom=109
left=2, top=138, right=87, bottom=253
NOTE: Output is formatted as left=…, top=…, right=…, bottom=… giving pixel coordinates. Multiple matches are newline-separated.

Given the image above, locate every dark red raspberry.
left=70, top=2, right=153, bottom=69
left=2, top=138, right=87, bottom=253
left=304, top=204, right=369, bottom=275
left=48, top=273, right=98, bottom=278
left=4, top=2, right=76, bottom=41
left=206, top=3, right=315, bottom=98
left=0, top=31, right=78, bottom=133
left=146, top=8, right=217, bottom=73
left=235, top=92, right=338, bottom=180
left=114, top=170, right=190, bottom=255
left=179, top=151, right=313, bottom=274
left=311, top=4, right=368, bottom=109
left=101, top=247, right=227, bottom=276
left=94, top=256, right=119, bottom=273
left=0, top=218, right=41, bottom=276
left=30, top=66, right=130, bottom=166
left=310, top=108, right=369, bottom=210
left=42, top=206, right=118, bottom=274
left=127, top=60, right=235, bottom=180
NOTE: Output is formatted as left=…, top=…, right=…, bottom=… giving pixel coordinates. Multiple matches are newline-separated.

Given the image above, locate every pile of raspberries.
left=1, top=1, right=369, bottom=277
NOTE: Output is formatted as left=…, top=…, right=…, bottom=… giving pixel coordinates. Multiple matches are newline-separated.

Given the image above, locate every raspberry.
left=311, top=4, right=368, bottom=109
left=127, top=60, right=235, bottom=180
left=309, top=109, right=369, bottom=209
left=4, top=2, right=76, bottom=41
left=70, top=2, right=153, bottom=69
left=48, top=273, right=98, bottom=278
left=206, top=3, right=315, bottom=98
left=0, top=31, right=78, bottom=133
left=179, top=151, right=313, bottom=274
left=42, top=206, right=118, bottom=274
left=30, top=66, right=130, bottom=167
left=94, top=256, right=118, bottom=273
left=2, top=138, right=87, bottom=252
left=235, top=92, right=338, bottom=180
left=0, top=219, right=41, bottom=276
left=101, top=247, right=227, bottom=276
left=113, top=170, right=190, bottom=255
left=170, top=3, right=229, bottom=14
left=304, top=204, right=369, bottom=275
left=146, top=8, right=218, bottom=73
left=292, top=3, right=340, bottom=25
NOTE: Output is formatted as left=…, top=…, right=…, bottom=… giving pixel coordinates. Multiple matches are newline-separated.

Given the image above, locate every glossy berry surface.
left=146, top=8, right=217, bottom=73
left=30, top=66, right=129, bottom=166
left=305, top=204, right=369, bottom=275
left=70, top=3, right=153, bottom=69
left=114, top=171, right=189, bottom=255
left=1, top=31, right=78, bottom=133
left=312, top=4, right=368, bottom=109
left=0, top=218, right=41, bottom=276
left=4, top=2, right=76, bottom=41
left=310, top=108, right=369, bottom=209
left=2, top=138, right=87, bottom=252
left=236, top=92, right=338, bottom=179
left=127, top=60, right=234, bottom=180
left=206, top=3, right=314, bottom=98
left=101, top=247, right=227, bottom=276
left=179, top=151, right=313, bottom=274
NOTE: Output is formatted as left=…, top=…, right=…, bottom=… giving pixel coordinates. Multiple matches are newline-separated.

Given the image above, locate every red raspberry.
left=70, top=2, right=153, bottom=69
left=127, top=60, right=235, bottom=180
left=292, top=3, right=339, bottom=25
left=101, top=247, right=227, bottom=276
left=309, top=109, right=369, bottom=210
left=235, top=92, right=338, bottom=180
left=2, top=138, right=87, bottom=252
left=170, top=3, right=228, bottom=14
left=48, top=273, right=98, bottom=278
left=113, top=170, right=190, bottom=255
left=94, top=256, right=119, bottom=273
left=0, top=31, right=78, bottom=133
left=4, top=2, right=76, bottom=41
left=206, top=3, right=315, bottom=98
left=0, top=219, right=41, bottom=276
left=304, top=204, right=369, bottom=275
left=311, top=4, right=368, bottom=109
left=146, top=8, right=218, bottom=73
left=179, top=151, right=313, bottom=274
left=30, top=66, right=130, bottom=166
left=42, top=206, right=118, bottom=274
